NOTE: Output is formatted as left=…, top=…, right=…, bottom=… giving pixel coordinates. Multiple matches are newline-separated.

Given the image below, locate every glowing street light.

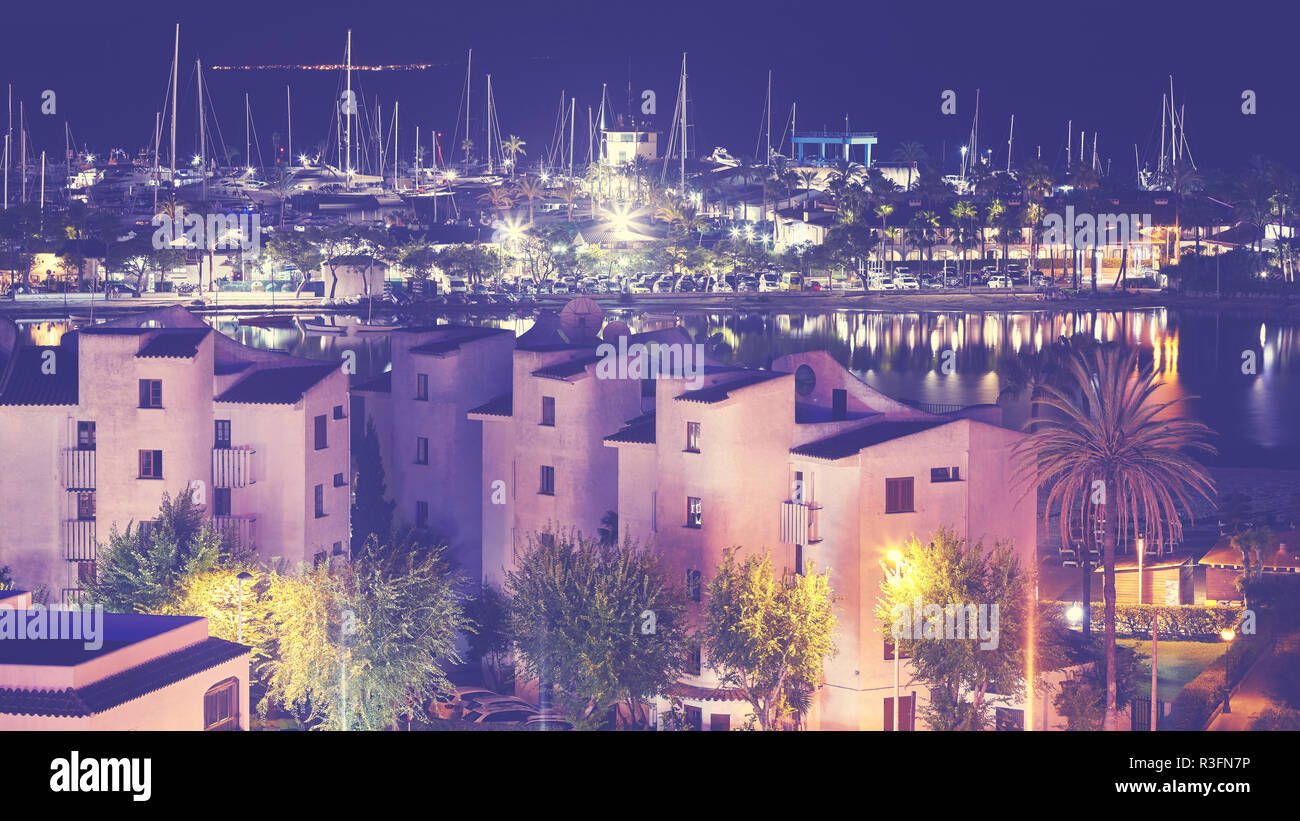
left=1220, top=628, right=1237, bottom=714
left=192, top=155, right=202, bottom=167
left=1065, top=602, right=1084, bottom=627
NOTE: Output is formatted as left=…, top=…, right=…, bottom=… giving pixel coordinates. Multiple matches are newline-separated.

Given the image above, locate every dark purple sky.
left=1, top=0, right=1294, bottom=174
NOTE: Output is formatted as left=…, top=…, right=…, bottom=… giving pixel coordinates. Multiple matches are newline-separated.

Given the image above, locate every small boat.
left=301, top=320, right=346, bottom=335
left=351, top=322, right=399, bottom=334
left=239, top=314, right=296, bottom=328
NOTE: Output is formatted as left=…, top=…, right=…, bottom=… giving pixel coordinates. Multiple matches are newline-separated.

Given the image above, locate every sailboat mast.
left=286, top=85, right=292, bottom=166
left=245, top=93, right=250, bottom=170
left=153, top=112, right=161, bottom=211
left=465, top=49, right=472, bottom=167
left=345, top=30, right=352, bottom=186
left=1006, top=114, right=1014, bottom=173
left=1066, top=119, right=1072, bottom=169
left=766, top=69, right=772, bottom=165
left=170, top=25, right=178, bottom=191
left=197, top=57, right=206, bottom=198
left=680, top=53, right=686, bottom=193
left=486, top=75, right=493, bottom=175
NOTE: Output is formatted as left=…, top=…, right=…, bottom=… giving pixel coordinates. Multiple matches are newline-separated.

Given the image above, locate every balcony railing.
left=63, top=519, right=97, bottom=561
left=61, top=587, right=86, bottom=606
left=781, top=501, right=823, bottom=545
left=213, top=515, right=256, bottom=551
left=212, top=446, right=255, bottom=488
left=62, top=448, right=96, bottom=490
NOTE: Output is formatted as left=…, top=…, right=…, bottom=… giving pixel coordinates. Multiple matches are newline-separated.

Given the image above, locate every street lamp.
left=236, top=571, right=254, bottom=644
left=1065, top=602, right=1084, bottom=630
left=1220, top=628, right=1236, bottom=713
left=886, top=549, right=905, bottom=732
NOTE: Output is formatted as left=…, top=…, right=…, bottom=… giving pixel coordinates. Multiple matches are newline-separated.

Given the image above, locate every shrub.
left=1251, top=707, right=1300, bottom=730
left=1085, top=603, right=1241, bottom=638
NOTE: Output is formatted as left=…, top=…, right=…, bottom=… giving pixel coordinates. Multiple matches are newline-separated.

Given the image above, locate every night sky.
left=1, top=0, right=1295, bottom=174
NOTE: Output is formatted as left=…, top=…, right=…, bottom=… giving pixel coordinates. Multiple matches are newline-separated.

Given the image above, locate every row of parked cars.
left=430, top=686, right=574, bottom=730
left=866, top=263, right=1055, bottom=291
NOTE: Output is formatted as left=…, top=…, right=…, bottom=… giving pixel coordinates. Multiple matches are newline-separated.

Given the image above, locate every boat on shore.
left=300, top=318, right=346, bottom=334
left=239, top=313, right=297, bottom=328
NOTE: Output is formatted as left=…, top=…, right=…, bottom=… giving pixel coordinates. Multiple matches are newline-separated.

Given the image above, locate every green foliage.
left=351, top=417, right=394, bottom=555
left=1168, top=633, right=1268, bottom=730
left=464, top=585, right=512, bottom=689
left=1086, top=603, right=1243, bottom=638
left=1051, top=636, right=1143, bottom=730
left=703, top=547, right=837, bottom=731
left=875, top=528, right=1027, bottom=731
left=1251, top=707, right=1300, bottom=730
left=82, top=487, right=223, bottom=613
left=506, top=528, right=690, bottom=730
left=265, top=542, right=469, bottom=731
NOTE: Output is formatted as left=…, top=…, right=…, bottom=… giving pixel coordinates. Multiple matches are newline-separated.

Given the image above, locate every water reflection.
left=14, top=308, right=1298, bottom=468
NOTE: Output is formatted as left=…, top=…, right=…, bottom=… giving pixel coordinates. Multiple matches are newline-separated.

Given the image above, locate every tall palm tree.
left=1013, top=342, right=1216, bottom=731
left=557, top=183, right=580, bottom=221
left=795, top=169, right=821, bottom=203
left=951, top=200, right=977, bottom=281
left=984, top=199, right=1005, bottom=270
left=513, top=177, right=544, bottom=223
left=502, top=135, right=527, bottom=180
left=892, top=141, right=927, bottom=191
left=461, top=138, right=475, bottom=170
left=874, top=203, right=895, bottom=272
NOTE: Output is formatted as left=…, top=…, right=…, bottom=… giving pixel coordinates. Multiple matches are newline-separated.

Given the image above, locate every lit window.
left=685, top=422, right=700, bottom=453
left=686, top=496, right=702, bottom=528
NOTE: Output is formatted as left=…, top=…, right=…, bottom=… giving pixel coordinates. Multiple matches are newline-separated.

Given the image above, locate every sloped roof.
left=0, top=637, right=248, bottom=718
left=408, top=326, right=510, bottom=356
left=468, top=392, right=512, bottom=418
left=136, top=328, right=210, bottom=359
left=791, top=419, right=954, bottom=460
left=674, top=370, right=785, bottom=404
left=215, top=363, right=337, bottom=404
left=0, top=345, right=78, bottom=406
left=532, top=354, right=600, bottom=380
left=605, top=415, right=656, bottom=445
left=352, top=370, right=392, bottom=393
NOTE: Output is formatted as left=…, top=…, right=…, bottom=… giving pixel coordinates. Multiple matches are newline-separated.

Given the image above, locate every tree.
left=82, top=487, right=225, bottom=613
left=1052, top=634, right=1143, bottom=730
left=874, top=203, right=895, bottom=272
left=464, top=585, right=513, bottom=691
left=513, top=177, right=544, bottom=223
left=950, top=200, right=977, bottom=281
left=268, top=229, right=323, bottom=297
left=502, top=135, right=527, bottom=180
left=506, top=529, right=691, bottom=729
left=477, top=185, right=513, bottom=220
left=892, top=140, right=927, bottom=191
left=316, top=223, right=355, bottom=300
left=1013, top=342, right=1216, bottom=730
left=875, top=529, right=1028, bottom=731
left=351, top=417, right=394, bottom=555
left=702, top=548, right=837, bottom=730
left=267, top=543, right=469, bottom=730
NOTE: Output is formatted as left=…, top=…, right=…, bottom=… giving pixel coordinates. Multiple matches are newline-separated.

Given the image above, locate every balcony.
left=213, top=515, right=256, bottom=551
left=62, top=448, right=96, bottom=490
left=212, top=447, right=255, bottom=489
left=781, top=501, right=823, bottom=546
left=63, top=519, right=97, bottom=561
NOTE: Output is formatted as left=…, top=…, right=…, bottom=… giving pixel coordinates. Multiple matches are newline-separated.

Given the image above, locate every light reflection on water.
left=15, top=308, right=1298, bottom=468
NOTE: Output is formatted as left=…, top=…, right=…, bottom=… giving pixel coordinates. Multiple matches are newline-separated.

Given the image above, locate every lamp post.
left=887, top=549, right=905, bottom=732
left=1151, top=613, right=1159, bottom=731
left=236, top=571, right=253, bottom=644
left=1137, top=534, right=1145, bottom=604
left=1220, top=628, right=1236, bottom=713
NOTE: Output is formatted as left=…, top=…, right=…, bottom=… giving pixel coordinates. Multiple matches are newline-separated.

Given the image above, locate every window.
left=995, top=707, right=1025, bottom=731
left=314, top=484, right=325, bottom=518
left=333, top=404, right=346, bottom=420
left=686, top=569, right=702, bottom=602
left=416, top=501, right=429, bottom=527
left=710, top=714, right=731, bottom=732
left=203, top=678, right=240, bottom=731
left=214, top=488, right=231, bottom=517
left=541, top=396, right=555, bottom=426
left=685, top=421, right=700, bottom=453
left=76, top=421, right=95, bottom=450
left=332, top=541, right=344, bottom=555
left=415, top=373, right=428, bottom=401
left=883, top=694, right=915, bottom=731
left=885, top=477, right=915, bottom=514
left=416, top=436, right=429, bottom=465
left=76, top=491, right=95, bottom=520
left=795, top=544, right=804, bottom=576
left=138, top=449, right=163, bottom=479
left=138, top=379, right=162, bottom=408
left=214, top=420, right=231, bottom=449
left=137, top=520, right=156, bottom=544
left=686, top=645, right=702, bottom=676
left=930, top=466, right=961, bottom=483
left=333, top=472, right=346, bottom=488
left=683, top=705, right=703, bottom=732
left=686, top=496, right=702, bottom=528
left=539, top=465, right=555, bottom=495
left=314, top=415, right=327, bottom=450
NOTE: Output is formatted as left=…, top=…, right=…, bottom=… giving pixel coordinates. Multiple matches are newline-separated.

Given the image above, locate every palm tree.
left=908, top=210, right=941, bottom=270
left=795, top=169, right=821, bottom=203
left=874, top=203, right=895, bottom=273
left=461, top=138, right=475, bottom=170
left=1013, top=342, right=1216, bottom=731
left=984, top=199, right=1005, bottom=270
left=951, top=201, right=977, bottom=281
left=502, top=135, right=527, bottom=180
left=513, top=177, right=544, bottom=223
left=272, top=169, right=296, bottom=225
left=477, top=185, right=513, bottom=219
left=557, top=183, right=580, bottom=221
left=892, top=141, right=927, bottom=191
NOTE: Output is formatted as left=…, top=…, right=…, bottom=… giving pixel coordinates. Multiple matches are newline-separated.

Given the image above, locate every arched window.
left=203, top=677, right=240, bottom=731
left=794, top=364, right=816, bottom=397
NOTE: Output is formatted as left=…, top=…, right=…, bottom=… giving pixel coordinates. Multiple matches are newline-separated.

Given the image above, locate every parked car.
left=987, top=275, right=1012, bottom=288
left=893, top=275, right=920, bottom=290
left=461, top=704, right=539, bottom=724
left=430, top=687, right=499, bottom=720
left=525, top=712, right=575, bottom=731
left=654, top=277, right=676, bottom=293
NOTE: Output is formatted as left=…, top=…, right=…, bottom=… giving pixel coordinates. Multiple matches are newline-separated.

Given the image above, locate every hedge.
left=1166, top=633, right=1270, bottom=730
left=1084, top=603, right=1242, bottom=639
